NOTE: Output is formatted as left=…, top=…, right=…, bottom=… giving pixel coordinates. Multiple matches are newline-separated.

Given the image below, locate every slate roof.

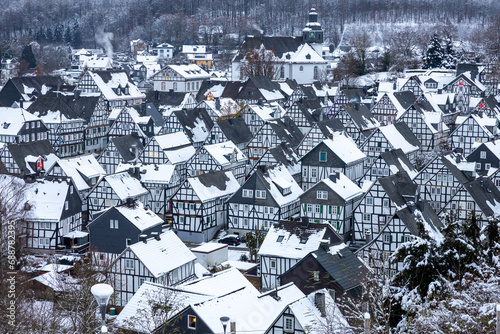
left=307, top=245, right=368, bottom=292
left=294, top=98, right=323, bottom=125
left=268, top=142, right=301, bottom=172
left=268, top=116, right=304, bottom=148
left=463, top=177, right=500, bottom=218
left=172, top=108, right=214, bottom=143
left=8, top=140, right=58, bottom=175
left=195, top=80, right=228, bottom=102
left=111, top=134, right=144, bottom=162
left=395, top=200, right=443, bottom=236
left=316, top=118, right=345, bottom=137
left=222, top=76, right=284, bottom=102
left=441, top=153, right=477, bottom=184
left=216, top=116, right=253, bottom=145
left=393, top=90, right=416, bottom=111
left=379, top=148, right=418, bottom=179
left=233, top=36, right=303, bottom=62
left=378, top=171, right=418, bottom=210
left=132, top=103, right=165, bottom=127
left=187, top=170, right=240, bottom=202
left=27, top=91, right=81, bottom=120
left=150, top=91, right=189, bottom=109
left=0, top=76, right=67, bottom=106
left=342, top=103, right=379, bottom=130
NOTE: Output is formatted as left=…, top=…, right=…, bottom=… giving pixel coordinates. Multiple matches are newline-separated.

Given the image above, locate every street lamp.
left=91, top=283, right=114, bottom=333
left=220, top=316, right=230, bottom=334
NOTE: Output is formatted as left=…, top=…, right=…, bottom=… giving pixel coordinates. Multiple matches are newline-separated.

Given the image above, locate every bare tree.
left=241, top=47, right=280, bottom=80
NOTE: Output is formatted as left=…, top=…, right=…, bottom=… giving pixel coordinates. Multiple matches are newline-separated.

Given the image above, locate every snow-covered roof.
left=39, top=263, right=73, bottom=273
left=187, top=170, right=240, bottom=202
left=321, top=173, right=363, bottom=201
left=163, top=64, right=210, bottom=80
left=25, top=178, right=71, bottom=222
left=258, top=223, right=330, bottom=259
left=0, top=107, right=41, bottom=136
left=379, top=124, right=420, bottom=154
left=116, top=163, right=177, bottom=184
left=153, top=132, right=196, bottom=164
left=54, top=154, right=106, bottom=191
left=203, top=141, right=247, bottom=166
left=32, top=271, right=79, bottom=292
left=87, top=70, right=145, bottom=101
left=282, top=43, right=326, bottom=64
left=128, top=230, right=196, bottom=278
left=248, top=104, right=285, bottom=121
left=112, top=201, right=163, bottom=231
left=23, top=153, right=59, bottom=175
left=261, top=164, right=303, bottom=207
left=421, top=110, right=448, bottom=134
left=202, top=98, right=239, bottom=118
left=82, top=55, right=113, bottom=69
left=322, top=134, right=366, bottom=164
left=102, top=172, right=149, bottom=200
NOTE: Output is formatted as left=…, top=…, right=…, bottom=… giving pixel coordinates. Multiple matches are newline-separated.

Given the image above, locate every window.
left=363, top=213, right=371, bottom=222
left=366, top=197, right=373, bottom=205
left=65, top=201, right=68, bottom=210
left=480, top=151, right=486, bottom=159
left=299, top=66, right=304, bottom=72
left=126, top=238, right=132, bottom=246
left=277, top=235, right=284, bottom=242
left=270, top=259, right=276, bottom=268
left=139, top=278, right=145, bottom=286
left=315, top=204, right=321, bottom=213
left=307, top=204, right=313, bottom=212
left=110, top=219, right=119, bottom=229
left=282, top=187, right=291, bottom=195
left=316, top=190, right=328, bottom=200
left=486, top=163, right=491, bottom=170
left=242, top=189, right=254, bottom=198
left=302, top=167, right=307, bottom=177
left=313, top=66, right=319, bottom=80
left=311, top=168, right=317, bottom=178
left=300, top=236, right=308, bottom=244
left=319, top=151, right=327, bottom=162
left=383, top=199, right=389, bottom=207
left=384, top=233, right=392, bottom=243
left=476, top=163, right=481, bottom=170
left=125, top=259, right=134, bottom=269
left=313, top=271, right=320, bottom=282
left=284, top=316, right=294, bottom=332
left=188, top=315, right=197, bottom=329
left=467, top=202, right=473, bottom=210
left=255, top=190, right=267, bottom=199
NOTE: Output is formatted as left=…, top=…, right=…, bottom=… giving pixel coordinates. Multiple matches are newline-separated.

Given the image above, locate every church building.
left=231, top=7, right=327, bottom=84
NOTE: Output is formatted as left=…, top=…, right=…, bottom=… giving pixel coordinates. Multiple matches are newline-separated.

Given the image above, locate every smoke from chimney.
left=95, top=28, right=114, bottom=59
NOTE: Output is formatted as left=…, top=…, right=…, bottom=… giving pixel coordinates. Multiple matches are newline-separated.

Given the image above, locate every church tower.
left=302, top=7, right=324, bottom=45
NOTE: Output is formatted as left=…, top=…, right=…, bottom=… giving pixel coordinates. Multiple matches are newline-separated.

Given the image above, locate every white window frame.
left=255, top=190, right=267, bottom=199
left=125, top=259, right=134, bottom=270
left=480, top=151, right=486, bottom=159
left=242, top=189, right=254, bottom=198
left=284, top=316, right=294, bottom=332
left=316, top=190, right=328, bottom=200
left=110, top=219, right=119, bottom=229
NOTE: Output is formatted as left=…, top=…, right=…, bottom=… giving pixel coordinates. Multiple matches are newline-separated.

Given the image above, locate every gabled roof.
left=83, top=70, right=145, bottom=101
left=316, top=118, right=345, bottom=137
left=195, top=80, right=227, bottom=102
left=267, top=142, right=301, bottom=175
left=0, top=107, right=43, bottom=136
left=317, top=134, right=366, bottom=164
left=395, top=200, right=443, bottom=238
left=133, top=103, right=165, bottom=128
left=378, top=171, right=418, bottom=211
left=89, top=201, right=163, bottom=231
left=203, top=141, right=246, bottom=166
left=116, top=162, right=177, bottom=184
left=342, top=103, right=380, bottom=130
left=268, top=116, right=304, bottom=148
left=24, top=177, right=73, bottom=222
left=8, top=140, right=58, bottom=175
left=233, top=36, right=303, bottom=62
left=152, top=132, right=196, bottom=164
left=154, top=64, right=210, bottom=80
left=379, top=122, right=421, bottom=154
left=258, top=221, right=342, bottom=259
left=255, top=163, right=303, bottom=207
left=463, top=177, right=500, bottom=218
left=127, top=230, right=196, bottom=278
left=216, top=116, right=253, bottom=145
left=111, top=134, right=144, bottom=162
left=100, top=171, right=149, bottom=200
left=222, top=76, right=285, bottom=102
left=187, top=170, right=240, bottom=202
left=307, top=244, right=368, bottom=292
left=307, top=172, right=363, bottom=203
left=172, top=108, right=214, bottom=143
left=380, top=148, right=418, bottom=179
left=27, top=91, right=87, bottom=122
left=52, top=154, right=105, bottom=191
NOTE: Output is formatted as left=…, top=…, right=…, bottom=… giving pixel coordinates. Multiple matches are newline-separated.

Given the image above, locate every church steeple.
left=302, top=7, right=324, bottom=44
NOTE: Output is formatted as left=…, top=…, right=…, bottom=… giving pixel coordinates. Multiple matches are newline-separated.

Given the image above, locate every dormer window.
left=277, top=235, right=284, bottom=242
left=282, top=187, right=291, bottom=195
left=300, top=236, right=308, bottom=244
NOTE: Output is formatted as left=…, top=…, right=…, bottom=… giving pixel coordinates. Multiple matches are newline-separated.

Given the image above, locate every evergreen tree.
left=20, top=45, right=37, bottom=69
left=422, top=34, right=444, bottom=69
left=71, top=21, right=82, bottom=48
left=45, top=27, right=53, bottom=43
left=53, top=24, right=63, bottom=43
left=442, top=34, right=457, bottom=69
left=64, top=25, right=72, bottom=45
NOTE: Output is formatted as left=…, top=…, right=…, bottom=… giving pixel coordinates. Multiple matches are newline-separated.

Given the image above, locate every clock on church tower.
left=302, top=7, right=324, bottom=44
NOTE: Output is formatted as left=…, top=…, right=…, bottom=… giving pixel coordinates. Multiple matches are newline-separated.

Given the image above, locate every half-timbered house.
left=226, top=164, right=303, bottom=235
left=479, top=58, right=500, bottom=97
left=285, top=98, right=324, bottom=134
left=186, top=141, right=247, bottom=184
left=110, top=230, right=197, bottom=306
left=359, top=148, right=418, bottom=184
left=171, top=170, right=240, bottom=243
left=107, top=106, right=155, bottom=142
left=243, top=102, right=287, bottom=135
left=27, top=92, right=86, bottom=157
left=98, top=134, right=143, bottom=174
left=300, top=172, right=363, bottom=236
left=300, top=134, right=366, bottom=191
left=247, top=116, right=304, bottom=165
left=1, top=140, right=59, bottom=176
left=466, top=140, right=500, bottom=178
left=19, top=176, right=84, bottom=253
left=222, top=76, right=286, bottom=105
left=258, top=220, right=343, bottom=290
left=442, top=72, right=486, bottom=113
left=250, top=142, right=301, bottom=183
left=397, top=75, right=424, bottom=96
left=162, top=107, right=214, bottom=149
left=296, top=118, right=345, bottom=158
left=151, top=64, right=210, bottom=93
left=140, top=131, right=196, bottom=180
left=116, top=162, right=181, bottom=217
left=332, top=103, right=379, bottom=144
left=360, top=122, right=421, bottom=167
left=0, top=107, right=49, bottom=144
left=87, top=170, right=149, bottom=217
left=0, top=76, right=66, bottom=108
left=204, top=116, right=253, bottom=157
left=370, top=91, right=415, bottom=125
left=451, top=113, right=499, bottom=156
left=325, top=88, right=366, bottom=119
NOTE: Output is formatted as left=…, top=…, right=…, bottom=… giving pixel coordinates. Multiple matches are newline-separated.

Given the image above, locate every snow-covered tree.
left=422, top=34, right=444, bottom=69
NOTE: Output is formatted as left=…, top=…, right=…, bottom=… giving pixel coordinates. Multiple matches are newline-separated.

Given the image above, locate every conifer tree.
left=20, top=44, right=37, bottom=69
left=422, top=34, right=444, bottom=69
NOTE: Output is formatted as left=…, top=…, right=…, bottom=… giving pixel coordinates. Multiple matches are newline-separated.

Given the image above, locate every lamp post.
left=220, top=316, right=230, bottom=334
left=91, top=283, right=114, bottom=333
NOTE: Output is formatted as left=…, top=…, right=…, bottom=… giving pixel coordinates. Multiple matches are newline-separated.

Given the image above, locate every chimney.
left=151, top=231, right=161, bottom=241
left=314, top=292, right=326, bottom=317
left=230, top=148, right=238, bottom=163
left=74, top=89, right=81, bottom=99
left=215, top=98, right=221, bottom=110
left=230, top=322, right=236, bottom=334
left=319, top=239, right=329, bottom=251
left=301, top=217, right=309, bottom=228
left=139, top=234, right=148, bottom=243
left=319, top=111, right=324, bottom=122
left=329, top=172, right=339, bottom=182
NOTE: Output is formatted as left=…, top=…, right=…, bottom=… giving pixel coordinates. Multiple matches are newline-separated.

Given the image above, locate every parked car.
left=218, top=235, right=241, bottom=246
